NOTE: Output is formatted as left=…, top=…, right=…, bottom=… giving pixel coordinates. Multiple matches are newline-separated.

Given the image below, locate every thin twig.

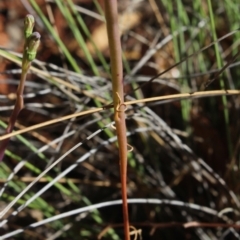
left=0, top=89, right=239, bottom=141
left=104, top=1, right=130, bottom=239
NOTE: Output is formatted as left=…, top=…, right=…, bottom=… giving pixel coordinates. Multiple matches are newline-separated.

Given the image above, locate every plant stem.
left=0, top=15, right=40, bottom=161
left=104, top=1, right=130, bottom=239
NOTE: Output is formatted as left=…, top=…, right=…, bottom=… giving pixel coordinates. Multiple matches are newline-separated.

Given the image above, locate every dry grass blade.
left=0, top=89, right=239, bottom=141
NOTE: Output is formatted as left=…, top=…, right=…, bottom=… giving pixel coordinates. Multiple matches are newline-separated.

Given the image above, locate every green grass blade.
left=29, top=0, right=81, bottom=73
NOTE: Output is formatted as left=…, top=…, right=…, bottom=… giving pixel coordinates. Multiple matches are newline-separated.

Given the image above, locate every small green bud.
left=24, top=14, right=35, bottom=39
left=26, top=32, right=41, bottom=61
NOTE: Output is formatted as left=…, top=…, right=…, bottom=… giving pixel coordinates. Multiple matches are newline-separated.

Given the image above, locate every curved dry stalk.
left=0, top=107, right=103, bottom=141
left=1, top=198, right=235, bottom=239
left=0, top=89, right=238, bottom=141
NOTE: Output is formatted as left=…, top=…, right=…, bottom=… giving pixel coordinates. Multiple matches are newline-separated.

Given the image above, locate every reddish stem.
left=104, top=1, right=130, bottom=239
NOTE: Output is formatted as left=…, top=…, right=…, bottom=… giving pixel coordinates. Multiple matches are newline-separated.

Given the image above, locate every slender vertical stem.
left=104, top=1, right=130, bottom=239
left=0, top=16, right=40, bottom=161
left=207, top=0, right=232, bottom=156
